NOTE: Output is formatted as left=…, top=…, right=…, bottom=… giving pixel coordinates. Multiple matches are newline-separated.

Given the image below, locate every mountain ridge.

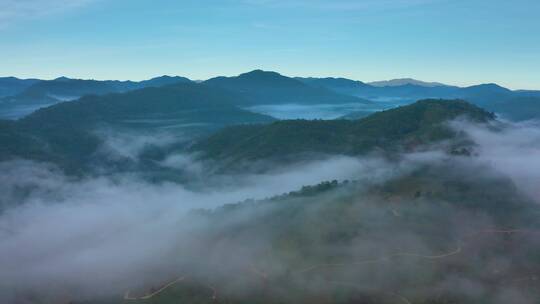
left=1, top=82, right=275, bottom=172
left=204, top=70, right=373, bottom=106
left=0, top=75, right=193, bottom=119
left=193, top=99, right=494, bottom=169
left=368, top=78, right=449, bottom=87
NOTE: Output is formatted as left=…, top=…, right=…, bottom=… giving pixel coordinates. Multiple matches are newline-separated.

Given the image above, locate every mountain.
left=484, top=96, right=540, bottom=121
left=0, top=76, right=193, bottom=119
left=298, top=76, right=539, bottom=121
left=361, top=83, right=461, bottom=100
left=3, top=71, right=534, bottom=122
left=338, top=110, right=374, bottom=120
left=3, top=82, right=540, bottom=304
left=461, top=83, right=512, bottom=97
left=369, top=78, right=449, bottom=87
left=18, top=78, right=124, bottom=101
left=8, top=75, right=192, bottom=101
left=515, top=89, right=540, bottom=98
left=295, top=77, right=373, bottom=96
left=204, top=70, right=372, bottom=105
left=193, top=99, right=494, bottom=169
left=1, top=83, right=274, bottom=172
left=0, top=120, right=50, bottom=162
left=459, top=83, right=513, bottom=103
left=296, top=76, right=460, bottom=101
left=80, top=162, right=540, bottom=304
left=135, top=75, right=192, bottom=88
left=299, top=76, right=518, bottom=104
left=20, top=82, right=267, bottom=129
left=296, top=77, right=372, bottom=90
left=0, top=77, right=41, bottom=98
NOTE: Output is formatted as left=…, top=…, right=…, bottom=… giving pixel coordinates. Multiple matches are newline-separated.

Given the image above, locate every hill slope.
left=1, top=83, right=274, bottom=172
left=193, top=99, right=494, bottom=166
left=484, top=96, right=540, bottom=121
left=79, top=161, right=540, bottom=304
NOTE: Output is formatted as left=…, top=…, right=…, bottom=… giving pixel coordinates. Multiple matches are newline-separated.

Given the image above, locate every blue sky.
left=1, top=0, right=539, bottom=89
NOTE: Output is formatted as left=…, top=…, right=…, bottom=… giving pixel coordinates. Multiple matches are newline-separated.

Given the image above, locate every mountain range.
left=368, top=78, right=449, bottom=87
left=295, top=76, right=540, bottom=120
left=2, top=70, right=540, bottom=304
left=0, top=97, right=491, bottom=176
left=193, top=99, right=493, bottom=171
left=0, top=77, right=41, bottom=98
left=0, top=82, right=274, bottom=173
left=0, top=75, right=192, bottom=119
left=2, top=70, right=539, bottom=121
left=204, top=70, right=372, bottom=106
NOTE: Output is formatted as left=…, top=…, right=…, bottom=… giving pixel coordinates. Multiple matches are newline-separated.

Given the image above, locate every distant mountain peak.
left=467, top=83, right=506, bottom=89
left=204, top=70, right=371, bottom=105
left=54, top=76, right=72, bottom=82
left=141, top=75, right=192, bottom=86
left=238, top=69, right=286, bottom=79
left=296, top=77, right=370, bottom=89
left=149, top=75, right=185, bottom=80
left=464, top=83, right=512, bottom=94
left=369, top=78, right=448, bottom=87
left=206, top=69, right=304, bottom=88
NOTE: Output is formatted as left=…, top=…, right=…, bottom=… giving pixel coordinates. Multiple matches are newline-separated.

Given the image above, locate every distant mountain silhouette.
left=460, top=83, right=513, bottom=101
left=296, top=77, right=372, bottom=89
left=204, top=70, right=372, bottom=105
left=297, top=77, right=460, bottom=101
left=15, top=75, right=192, bottom=101
left=1, top=71, right=539, bottom=121
left=1, top=82, right=274, bottom=172
left=295, top=77, right=373, bottom=96
left=0, top=77, right=41, bottom=98
left=369, top=78, right=449, bottom=87
left=296, top=75, right=538, bottom=120
left=479, top=96, right=540, bottom=121
left=0, top=75, right=192, bottom=119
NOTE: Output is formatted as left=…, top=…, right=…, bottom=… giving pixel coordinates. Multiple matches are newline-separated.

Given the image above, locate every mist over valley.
left=1, top=1, right=540, bottom=302
left=1, top=74, right=540, bottom=303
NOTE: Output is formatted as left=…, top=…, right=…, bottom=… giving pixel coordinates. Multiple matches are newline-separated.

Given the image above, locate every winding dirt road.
left=327, top=280, right=412, bottom=304
left=296, top=245, right=462, bottom=274
left=124, top=277, right=185, bottom=300
left=295, top=228, right=537, bottom=275
left=122, top=228, right=539, bottom=303
left=123, top=276, right=217, bottom=302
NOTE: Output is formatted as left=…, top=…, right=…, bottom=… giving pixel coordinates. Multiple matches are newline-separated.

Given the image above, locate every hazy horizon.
left=2, top=2, right=540, bottom=301
left=1, top=0, right=539, bottom=89
left=1, top=69, right=537, bottom=91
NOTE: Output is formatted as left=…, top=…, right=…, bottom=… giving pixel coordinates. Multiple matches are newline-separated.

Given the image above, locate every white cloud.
left=0, top=0, right=96, bottom=27
left=0, top=155, right=401, bottom=301
left=242, top=0, right=440, bottom=11
left=451, top=119, right=540, bottom=203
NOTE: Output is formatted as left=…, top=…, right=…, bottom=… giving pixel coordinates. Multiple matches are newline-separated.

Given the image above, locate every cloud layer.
left=1, top=119, right=540, bottom=302
left=0, top=0, right=95, bottom=27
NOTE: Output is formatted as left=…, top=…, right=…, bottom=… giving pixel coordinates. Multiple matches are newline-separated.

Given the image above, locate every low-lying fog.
left=245, top=103, right=396, bottom=120
left=0, top=104, right=58, bottom=120
left=1, top=118, right=540, bottom=303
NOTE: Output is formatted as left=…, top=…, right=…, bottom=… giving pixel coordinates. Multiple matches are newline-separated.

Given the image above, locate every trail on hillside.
left=123, top=276, right=217, bottom=302
left=326, top=280, right=413, bottom=304
left=124, top=277, right=185, bottom=300
left=295, top=229, right=538, bottom=275
left=122, top=229, right=539, bottom=303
